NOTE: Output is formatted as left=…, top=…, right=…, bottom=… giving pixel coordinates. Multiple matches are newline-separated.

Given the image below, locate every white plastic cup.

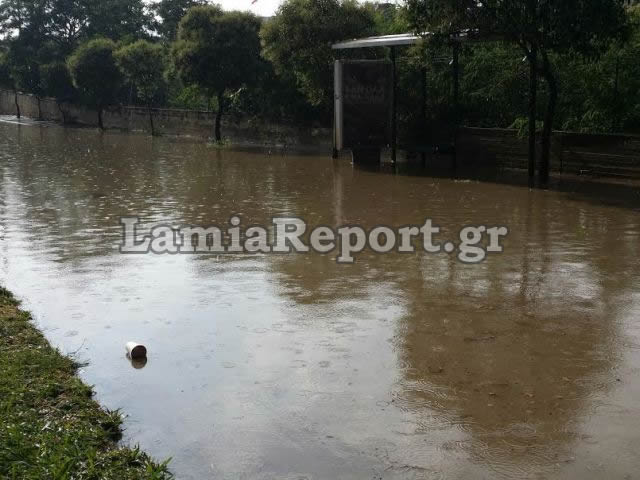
left=126, top=342, right=147, bottom=360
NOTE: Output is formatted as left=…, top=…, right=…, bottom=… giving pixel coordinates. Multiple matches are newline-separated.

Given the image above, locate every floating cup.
left=126, top=342, right=147, bottom=360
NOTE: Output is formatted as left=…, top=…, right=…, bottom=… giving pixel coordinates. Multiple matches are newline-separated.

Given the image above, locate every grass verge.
left=0, top=286, right=173, bottom=479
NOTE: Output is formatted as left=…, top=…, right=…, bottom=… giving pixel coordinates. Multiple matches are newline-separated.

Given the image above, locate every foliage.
left=369, top=2, right=411, bottom=35
left=167, top=83, right=206, bottom=110
left=0, top=0, right=48, bottom=41
left=68, top=38, right=121, bottom=107
left=0, top=286, right=174, bottom=479
left=228, top=59, right=321, bottom=125
left=82, top=0, right=152, bottom=42
left=40, top=62, right=74, bottom=102
left=0, top=0, right=638, bottom=139
left=0, top=48, right=20, bottom=116
left=407, top=0, right=629, bottom=182
left=0, top=50, right=14, bottom=90
left=261, top=0, right=377, bottom=115
left=172, top=5, right=263, bottom=140
left=151, top=0, right=206, bottom=42
left=68, top=38, right=122, bottom=127
left=405, top=0, right=485, bottom=35
left=1, top=0, right=151, bottom=56
left=115, top=40, right=166, bottom=106
left=6, top=40, right=44, bottom=98
left=46, top=0, right=94, bottom=55
left=173, top=6, right=262, bottom=97
left=459, top=43, right=529, bottom=128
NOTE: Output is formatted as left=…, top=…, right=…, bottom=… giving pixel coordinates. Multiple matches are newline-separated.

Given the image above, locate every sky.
left=215, top=0, right=388, bottom=17
left=216, top=0, right=286, bottom=17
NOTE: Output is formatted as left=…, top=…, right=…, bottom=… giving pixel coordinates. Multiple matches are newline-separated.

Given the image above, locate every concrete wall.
left=0, top=89, right=333, bottom=150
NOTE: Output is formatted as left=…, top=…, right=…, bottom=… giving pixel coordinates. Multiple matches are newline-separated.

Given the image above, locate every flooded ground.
left=1, top=120, right=640, bottom=479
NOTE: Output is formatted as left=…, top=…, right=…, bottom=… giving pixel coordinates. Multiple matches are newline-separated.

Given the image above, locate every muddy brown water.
left=1, top=120, right=640, bottom=479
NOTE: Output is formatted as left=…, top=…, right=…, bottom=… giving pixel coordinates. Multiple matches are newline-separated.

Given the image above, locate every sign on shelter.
left=334, top=60, right=393, bottom=151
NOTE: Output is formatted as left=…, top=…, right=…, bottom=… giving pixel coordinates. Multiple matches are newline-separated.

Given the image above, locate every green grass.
left=0, top=286, right=173, bottom=479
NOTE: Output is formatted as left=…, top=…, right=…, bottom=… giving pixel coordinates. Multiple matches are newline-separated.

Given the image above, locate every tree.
left=172, top=6, right=263, bottom=141
left=83, top=0, right=152, bottom=41
left=68, top=38, right=122, bottom=129
left=0, top=0, right=48, bottom=40
left=115, top=40, right=166, bottom=135
left=261, top=0, right=377, bottom=116
left=0, top=51, right=20, bottom=118
left=7, top=40, right=46, bottom=119
left=0, top=0, right=50, bottom=119
left=151, top=0, right=206, bottom=42
left=407, top=0, right=628, bottom=185
left=46, top=0, right=92, bottom=55
left=40, top=62, right=75, bottom=123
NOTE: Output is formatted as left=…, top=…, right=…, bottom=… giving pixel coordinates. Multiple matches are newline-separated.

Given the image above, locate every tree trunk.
left=147, top=103, right=156, bottom=136
left=214, top=91, right=224, bottom=142
left=539, top=51, right=557, bottom=187
left=57, top=101, right=67, bottom=125
left=36, top=96, right=42, bottom=120
left=13, top=89, right=20, bottom=119
left=97, top=108, right=104, bottom=130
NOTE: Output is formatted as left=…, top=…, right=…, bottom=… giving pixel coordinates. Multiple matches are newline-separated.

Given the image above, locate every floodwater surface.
left=2, top=121, right=640, bottom=479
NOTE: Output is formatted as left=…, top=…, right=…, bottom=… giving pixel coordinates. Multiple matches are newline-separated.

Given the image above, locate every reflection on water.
left=2, top=122, right=640, bottom=479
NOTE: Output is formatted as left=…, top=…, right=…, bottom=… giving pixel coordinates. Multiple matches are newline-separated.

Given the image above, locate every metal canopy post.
left=452, top=41, right=460, bottom=172
left=421, top=66, right=427, bottom=167
left=391, top=46, right=398, bottom=165
left=528, top=46, right=537, bottom=186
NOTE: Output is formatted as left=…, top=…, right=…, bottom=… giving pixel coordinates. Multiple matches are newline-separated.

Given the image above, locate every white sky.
left=214, top=0, right=387, bottom=17
left=215, top=0, right=288, bottom=16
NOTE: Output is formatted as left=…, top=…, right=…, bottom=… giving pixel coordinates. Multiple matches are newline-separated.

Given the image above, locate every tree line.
left=406, top=0, right=639, bottom=183
left=0, top=0, right=638, bottom=149
left=0, top=0, right=383, bottom=140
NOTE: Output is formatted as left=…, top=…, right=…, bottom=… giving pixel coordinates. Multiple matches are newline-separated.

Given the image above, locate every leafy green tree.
left=83, top=0, right=151, bottom=41
left=0, top=0, right=48, bottom=40
left=45, top=0, right=151, bottom=52
left=228, top=59, right=320, bottom=125
left=40, top=62, right=75, bottom=124
left=151, top=0, right=206, bottom=42
left=115, top=40, right=166, bottom=135
left=46, top=0, right=92, bottom=55
left=172, top=6, right=263, bottom=141
left=407, top=0, right=628, bottom=184
left=0, top=50, right=20, bottom=118
left=7, top=40, right=46, bottom=118
left=370, top=3, right=410, bottom=35
left=0, top=0, right=50, bottom=118
left=1, top=0, right=151, bottom=57
left=68, top=38, right=122, bottom=129
left=460, top=43, right=529, bottom=128
left=261, top=0, right=377, bottom=116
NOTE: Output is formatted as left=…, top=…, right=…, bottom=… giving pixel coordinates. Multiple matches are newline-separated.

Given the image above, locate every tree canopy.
left=68, top=38, right=122, bottom=129
left=40, top=62, right=74, bottom=103
left=0, top=0, right=637, bottom=146
left=0, top=51, right=13, bottom=91
left=1, top=0, right=151, bottom=57
left=40, top=62, right=75, bottom=122
left=261, top=0, right=377, bottom=114
left=172, top=6, right=263, bottom=141
left=152, top=0, right=206, bottom=42
left=407, top=0, right=629, bottom=184
left=115, top=40, right=166, bottom=134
